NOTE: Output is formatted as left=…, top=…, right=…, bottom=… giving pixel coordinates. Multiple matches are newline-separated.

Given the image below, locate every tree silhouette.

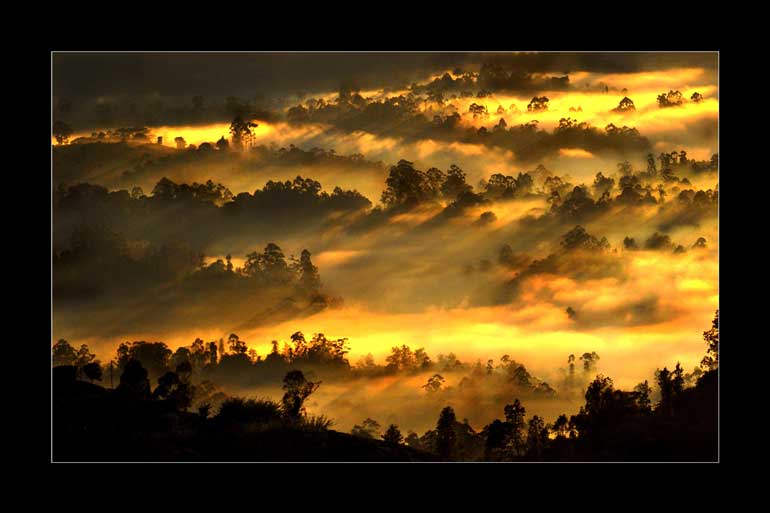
left=526, top=415, right=547, bottom=460
left=153, top=371, right=180, bottom=400
left=692, top=237, right=708, bottom=249
left=82, top=362, right=102, bottom=383
left=623, top=236, right=639, bottom=250
left=382, top=424, right=404, bottom=445
left=53, top=120, right=73, bottom=145
left=580, top=352, right=600, bottom=373
left=435, top=406, right=457, bottom=461
left=351, top=418, right=381, bottom=439
left=227, top=333, right=248, bottom=355
left=613, top=97, right=636, bottom=112
left=75, top=344, right=96, bottom=368
left=527, top=96, right=549, bottom=112
left=296, top=249, right=320, bottom=290
left=175, top=359, right=193, bottom=382
left=503, top=398, right=526, bottom=458
left=441, top=164, right=472, bottom=200
left=701, top=310, right=719, bottom=370
left=423, top=374, right=445, bottom=393
left=633, top=380, right=652, bottom=412
left=552, top=414, right=569, bottom=438
left=229, top=116, right=258, bottom=150
left=584, top=375, right=614, bottom=415
left=672, top=363, right=685, bottom=396
left=52, top=339, right=78, bottom=367
left=208, top=341, right=218, bottom=366
left=468, top=103, right=489, bottom=118
left=117, top=359, right=151, bottom=399
left=657, top=90, right=684, bottom=108
left=414, top=348, right=432, bottom=369
left=115, top=341, right=172, bottom=380
left=656, top=367, right=674, bottom=416
left=381, top=160, right=433, bottom=206
left=483, top=419, right=510, bottom=461
left=281, top=370, right=320, bottom=420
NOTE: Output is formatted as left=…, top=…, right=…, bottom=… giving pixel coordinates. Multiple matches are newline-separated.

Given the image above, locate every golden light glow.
left=559, top=148, right=595, bottom=159
left=54, top=59, right=718, bottom=427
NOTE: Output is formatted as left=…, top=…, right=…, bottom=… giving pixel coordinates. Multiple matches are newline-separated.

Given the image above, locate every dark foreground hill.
left=52, top=370, right=434, bottom=462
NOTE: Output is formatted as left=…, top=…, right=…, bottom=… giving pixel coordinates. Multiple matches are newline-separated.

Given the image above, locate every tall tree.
left=633, top=380, right=652, bottom=412
left=423, top=374, right=445, bottom=393
left=229, top=116, right=258, bottom=150
left=297, top=249, right=320, bottom=290
left=52, top=339, right=77, bottom=367
left=484, top=419, right=510, bottom=461
left=552, top=414, right=569, bottom=438
left=526, top=415, right=547, bottom=460
left=227, top=333, right=248, bottom=355
left=503, top=399, right=526, bottom=458
left=281, top=370, right=320, bottom=420
left=656, top=367, right=674, bottom=416
left=701, top=310, right=719, bottom=371
left=382, top=424, right=404, bottom=445
left=435, top=406, right=457, bottom=461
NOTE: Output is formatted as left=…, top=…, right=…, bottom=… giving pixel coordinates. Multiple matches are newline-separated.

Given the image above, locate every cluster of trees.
left=473, top=119, right=650, bottom=162
left=648, top=150, right=717, bottom=178
left=410, top=64, right=569, bottom=98
left=535, top=157, right=717, bottom=224
left=55, top=126, right=156, bottom=146
left=54, top=224, right=324, bottom=303
left=250, top=143, right=382, bottom=170
left=380, top=160, right=474, bottom=207
left=499, top=225, right=620, bottom=303
left=527, top=96, right=549, bottom=112
left=350, top=417, right=404, bottom=445
left=657, top=90, right=704, bottom=108
left=478, top=172, right=534, bottom=200
left=54, top=223, right=206, bottom=298
left=53, top=121, right=74, bottom=144
left=54, top=175, right=371, bottom=257
left=56, top=148, right=716, bottom=271
left=52, top=309, right=718, bottom=461
left=283, top=86, right=652, bottom=163
left=377, top=159, right=544, bottom=214
left=53, top=93, right=279, bottom=133
left=51, top=340, right=102, bottom=382
left=52, top=333, right=339, bottom=416
left=612, top=96, right=636, bottom=113
left=108, top=329, right=350, bottom=387
left=353, top=345, right=560, bottom=401
left=351, top=310, right=717, bottom=461
left=150, top=178, right=234, bottom=205
left=410, top=70, right=478, bottom=99
left=57, top=347, right=323, bottom=427
left=623, top=232, right=709, bottom=254
left=54, top=330, right=576, bottom=418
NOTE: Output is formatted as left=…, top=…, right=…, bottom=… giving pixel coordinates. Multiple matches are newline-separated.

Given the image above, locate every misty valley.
left=52, top=51, right=719, bottom=462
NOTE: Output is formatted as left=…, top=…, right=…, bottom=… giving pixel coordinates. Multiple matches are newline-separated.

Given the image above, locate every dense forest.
left=52, top=310, right=717, bottom=461
left=52, top=52, right=718, bottom=462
